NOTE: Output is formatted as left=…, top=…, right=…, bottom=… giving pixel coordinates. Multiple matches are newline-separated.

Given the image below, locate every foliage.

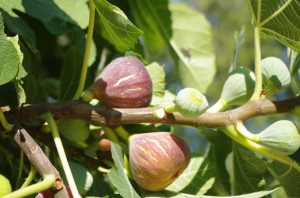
left=0, top=0, right=300, bottom=197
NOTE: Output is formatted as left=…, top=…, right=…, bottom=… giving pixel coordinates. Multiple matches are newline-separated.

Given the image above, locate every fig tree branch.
left=9, top=116, right=63, bottom=190
left=4, top=95, right=300, bottom=128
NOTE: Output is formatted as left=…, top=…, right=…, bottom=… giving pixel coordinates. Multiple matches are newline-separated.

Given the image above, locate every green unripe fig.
left=129, top=132, right=190, bottom=191
left=256, top=120, right=300, bottom=155
left=57, top=118, right=90, bottom=143
left=0, top=174, right=11, bottom=196
left=174, top=88, right=208, bottom=117
left=220, top=67, right=255, bottom=105
left=84, top=56, right=152, bottom=108
left=261, top=57, right=290, bottom=94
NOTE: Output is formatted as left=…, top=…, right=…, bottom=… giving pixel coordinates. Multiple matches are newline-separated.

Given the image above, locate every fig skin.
left=91, top=56, right=152, bottom=108
left=129, top=132, right=191, bottom=191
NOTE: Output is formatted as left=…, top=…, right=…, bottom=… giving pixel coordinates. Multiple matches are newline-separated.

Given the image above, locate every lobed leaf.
left=129, top=0, right=216, bottom=93
left=93, top=0, right=143, bottom=52
left=247, top=0, right=300, bottom=51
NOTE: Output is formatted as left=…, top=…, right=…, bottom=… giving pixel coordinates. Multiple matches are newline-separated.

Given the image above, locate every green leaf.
left=23, top=73, right=38, bottom=103
left=60, top=48, right=83, bottom=100
left=0, top=0, right=39, bottom=56
left=40, top=78, right=60, bottom=100
left=13, top=80, right=26, bottom=106
left=107, top=142, right=140, bottom=198
left=0, top=13, right=20, bottom=85
left=144, top=188, right=278, bottom=198
left=93, top=0, right=143, bottom=52
left=6, top=35, right=27, bottom=80
left=21, top=0, right=89, bottom=35
left=146, top=62, right=166, bottom=106
left=61, top=161, right=94, bottom=195
left=166, top=155, right=215, bottom=195
left=206, top=132, right=231, bottom=196
left=247, top=0, right=300, bottom=51
left=269, top=160, right=300, bottom=197
left=129, top=0, right=216, bottom=92
left=231, top=143, right=266, bottom=195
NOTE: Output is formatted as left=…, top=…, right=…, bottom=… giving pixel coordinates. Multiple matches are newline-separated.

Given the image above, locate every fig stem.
left=73, top=0, right=95, bottom=100
left=0, top=109, right=13, bottom=131
left=235, top=122, right=256, bottom=141
left=115, top=126, right=130, bottom=142
left=250, top=26, right=262, bottom=101
left=223, top=125, right=300, bottom=172
left=20, top=166, right=37, bottom=188
left=206, top=98, right=227, bottom=113
left=153, top=108, right=166, bottom=119
left=102, top=126, right=119, bottom=143
left=2, top=174, right=55, bottom=198
left=164, top=103, right=176, bottom=114
left=16, top=150, right=24, bottom=188
left=40, top=112, right=81, bottom=198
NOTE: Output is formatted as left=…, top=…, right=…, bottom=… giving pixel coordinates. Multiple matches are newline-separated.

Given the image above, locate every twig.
left=5, top=95, right=300, bottom=128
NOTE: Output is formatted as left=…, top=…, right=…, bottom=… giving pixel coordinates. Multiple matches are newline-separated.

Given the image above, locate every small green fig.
left=173, top=88, right=208, bottom=117
left=256, top=120, right=300, bottom=155
left=220, top=67, right=255, bottom=105
left=261, top=57, right=291, bottom=94
left=0, top=174, right=11, bottom=196
left=84, top=56, right=152, bottom=108
left=129, top=132, right=190, bottom=191
left=57, top=118, right=90, bottom=143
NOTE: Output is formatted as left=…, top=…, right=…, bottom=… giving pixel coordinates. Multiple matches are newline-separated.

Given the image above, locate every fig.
left=57, top=118, right=90, bottom=143
left=129, top=132, right=190, bottom=191
left=255, top=120, right=300, bottom=155
left=84, top=56, right=152, bottom=108
left=98, top=138, right=111, bottom=151
left=220, top=66, right=255, bottom=106
left=261, top=57, right=290, bottom=94
left=0, top=174, right=11, bottom=196
left=174, top=88, right=208, bottom=117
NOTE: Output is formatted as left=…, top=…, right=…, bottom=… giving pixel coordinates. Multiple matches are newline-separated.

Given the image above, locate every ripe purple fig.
left=86, top=56, right=152, bottom=108
left=129, top=132, right=191, bottom=191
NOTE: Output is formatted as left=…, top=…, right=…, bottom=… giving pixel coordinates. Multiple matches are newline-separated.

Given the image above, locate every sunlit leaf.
left=129, top=0, right=216, bottom=92
left=145, top=188, right=278, bottom=198
left=247, top=0, right=300, bottom=51
left=107, top=142, right=140, bottom=198
left=20, top=0, right=89, bottom=35
left=0, top=0, right=38, bottom=55
left=146, top=62, right=166, bottom=106
left=166, top=155, right=215, bottom=195
left=93, top=0, right=143, bottom=51
left=0, top=13, right=20, bottom=85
